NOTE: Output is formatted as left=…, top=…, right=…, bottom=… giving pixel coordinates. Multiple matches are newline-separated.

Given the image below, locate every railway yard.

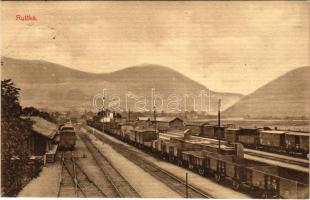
left=18, top=121, right=309, bottom=198
left=19, top=124, right=252, bottom=198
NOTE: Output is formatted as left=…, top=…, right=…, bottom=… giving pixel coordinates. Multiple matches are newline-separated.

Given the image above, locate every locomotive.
left=59, top=123, right=77, bottom=150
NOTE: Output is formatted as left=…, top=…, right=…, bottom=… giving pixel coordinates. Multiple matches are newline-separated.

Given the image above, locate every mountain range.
left=2, top=57, right=309, bottom=118
left=1, top=57, right=242, bottom=114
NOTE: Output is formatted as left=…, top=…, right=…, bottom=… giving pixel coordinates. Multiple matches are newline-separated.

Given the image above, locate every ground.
left=18, top=161, right=61, bottom=197
left=18, top=128, right=182, bottom=197
left=85, top=132, right=182, bottom=197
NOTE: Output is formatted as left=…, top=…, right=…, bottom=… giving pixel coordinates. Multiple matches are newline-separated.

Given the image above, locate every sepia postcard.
left=1, top=1, right=309, bottom=199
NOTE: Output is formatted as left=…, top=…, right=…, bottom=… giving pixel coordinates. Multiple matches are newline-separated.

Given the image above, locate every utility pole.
left=218, top=98, right=221, bottom=152
left=102, top=89, right=106, bottom=112
left=128, top=109, right=131, bottom=122
left=102, top=89, right=106, bottom=132
left=152, top=88, right=158, bottom=139
left=153, top=106, right=157, bottom=129
left=185, top=172, right=189, bottom=198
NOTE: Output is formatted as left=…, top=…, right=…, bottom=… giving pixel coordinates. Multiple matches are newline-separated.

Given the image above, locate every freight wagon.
left=225, top=128, right=241, bottom=143
left=238, top=128, right=259, bottom=147
left=285, top=132, right=309, bottom=156
left=201, top=125, right=215, bottom=138
left=199, top=125, right=225, bottom=139
left=124, top=128, right=158, bottom=149
left=225, top=128, right=260, bottom=147
left=87, top=120, right=309, bottom=199
left=259, top=130, right=286, bottom=151
left=185, top=122, right=209, bottom=136
left=181, top=149, right=309, bottom=198
left=203, top=126, right=309, bottom=158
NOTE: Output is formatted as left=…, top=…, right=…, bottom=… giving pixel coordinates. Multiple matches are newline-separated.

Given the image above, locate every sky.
left=2, top=1, right=309, bottom=94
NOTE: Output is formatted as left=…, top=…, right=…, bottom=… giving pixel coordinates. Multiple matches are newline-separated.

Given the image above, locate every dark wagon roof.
left=30, top=116, right=58, bottom=139
left=138, top=116, right=183, bottom=123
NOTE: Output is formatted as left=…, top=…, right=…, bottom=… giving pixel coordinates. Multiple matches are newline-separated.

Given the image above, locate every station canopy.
left=30, top=116, right=58, bottom=139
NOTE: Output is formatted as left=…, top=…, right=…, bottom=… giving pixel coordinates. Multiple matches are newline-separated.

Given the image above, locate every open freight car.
left=88, top=120, right=309, bottom=199
left=183, top=149, right=309, bottom=198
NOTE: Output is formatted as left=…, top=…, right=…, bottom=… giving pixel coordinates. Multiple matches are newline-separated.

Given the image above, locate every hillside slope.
left=1, top=57, right=242, bottom=112
left=223, top=67, right=310, bottom=119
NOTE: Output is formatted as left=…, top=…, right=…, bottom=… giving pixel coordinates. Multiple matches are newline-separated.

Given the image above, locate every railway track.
left=83, top=126, right=212, bottom=198
left=79, top=133, right=141, bottom=198
left=57, top=151, right=106, bottom=197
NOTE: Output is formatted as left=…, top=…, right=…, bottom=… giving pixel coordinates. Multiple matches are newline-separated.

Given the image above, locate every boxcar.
left=245, top=165, right=309, bottom=198
left=184, top=151, right=207, bottom=175
left=189, top=150, right=236, bottom=183
left=225, top=128, right=241, bottom=143
left=163, top=141, right=178, bottom=162
left=259, top=130, right=286, bottom=150
left=181, top=151, right=193, bottom=168
left=185, top=122, right=209, bottom=136
left=152, top=137, right=170, bottom=158
left=121, top=124, right=135, bottom=141
left=128, top=129, right=136, bottom=144
left=201, top=125, right=215, bottom=138
left=285, top=132, right=309, bottom=154
left=214, top=126, right=225, bottom=139
left=184, top=148, right=309, bottom=198
left=135, top=129, right=157, bottom=148
left=237, top=128, right=259, bottom=147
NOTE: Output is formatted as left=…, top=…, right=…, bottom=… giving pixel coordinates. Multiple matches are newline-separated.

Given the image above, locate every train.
left=188, top=123, right=309, bottom=158
left=59, top=123, right=77, bottom=150
left=89, top=119, right=309, bottom=158
left=87, top=120, right=309, bottom=199
left=224, top=127, right=308, bottom=157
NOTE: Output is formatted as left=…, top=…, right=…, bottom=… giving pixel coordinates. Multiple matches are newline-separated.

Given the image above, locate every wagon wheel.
left=232, top=180, right=240, bottom=190
left=214, top=173, right=221, bottom=182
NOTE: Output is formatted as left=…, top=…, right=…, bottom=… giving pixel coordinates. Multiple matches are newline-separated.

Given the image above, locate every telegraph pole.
left=102, top=89, right=106, bottom=112
left=102, top=89, right=106, bottom=131
left=218, top=98, right=221, bottom=152
left=154, top=106, right=157, bottom=135
left=185, top=172, right=189, bottom=198
left=152, top=88, right=158, bottom=138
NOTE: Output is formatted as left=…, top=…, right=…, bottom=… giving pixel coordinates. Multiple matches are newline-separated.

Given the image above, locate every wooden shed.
left=27, top=117, right=59, bottom=163
left=151, top=117, right=184, bottom=131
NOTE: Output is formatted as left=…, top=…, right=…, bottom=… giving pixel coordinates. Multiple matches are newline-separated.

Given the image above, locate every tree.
left=22, top=107, right=56, bottom=123
left=1, top=79, right=22, bottom=119
left=1, top=80, right=33, bottom=196
left=22, top=106, right=40, bottom=116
